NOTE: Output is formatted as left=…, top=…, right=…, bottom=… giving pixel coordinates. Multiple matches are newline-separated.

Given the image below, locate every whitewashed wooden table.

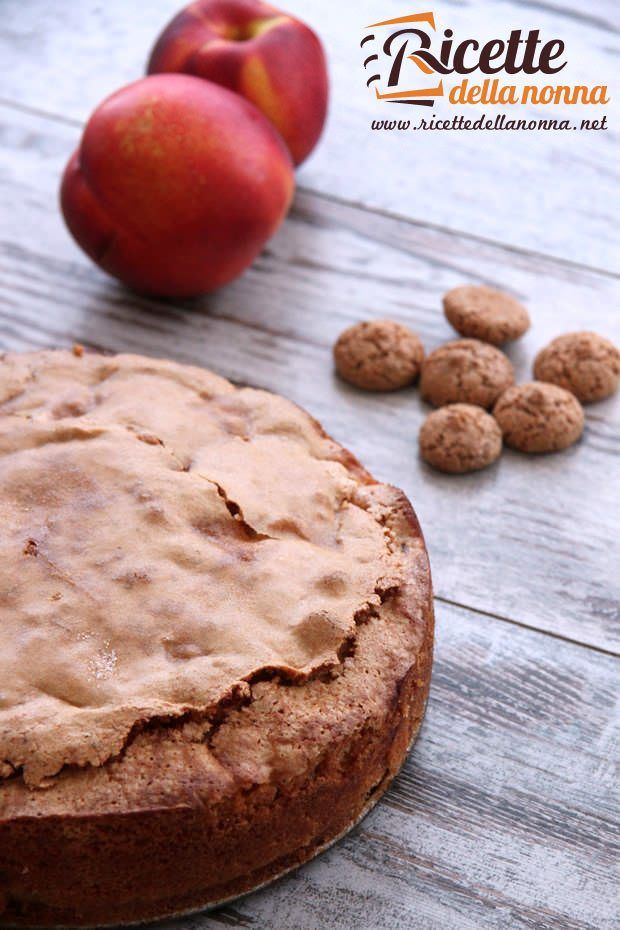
left=1, top=2, right=619, bottom=928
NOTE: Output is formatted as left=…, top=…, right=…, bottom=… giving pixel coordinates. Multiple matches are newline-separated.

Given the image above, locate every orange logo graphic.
left=361, top=12, right=443, bottom=107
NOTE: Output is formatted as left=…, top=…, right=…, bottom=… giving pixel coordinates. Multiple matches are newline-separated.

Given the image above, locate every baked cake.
left=0, top=349, right=433, bottom=926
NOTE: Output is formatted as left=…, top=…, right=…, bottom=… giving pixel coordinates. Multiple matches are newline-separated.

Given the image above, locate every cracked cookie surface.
left=334, top=320, right=425, bottom=391
left=493, top=381, right=584, bottom=453
left=419, top=403, right=502, bottom=473
left=533, top=331, right=620, bottom=403
left=420, top=339, right=514, bottom=408
left=444, top=285, right=530, bottom=345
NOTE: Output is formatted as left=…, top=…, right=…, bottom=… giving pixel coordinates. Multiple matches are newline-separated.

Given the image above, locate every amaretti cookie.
left=444, top=285, right=530, bottom=345
left=534, top=331, right=620, bottom=403
left=0, top=349, right=433, bottom=928
left=334, top=320, right=425, bottom=390
left=420, top=339, right=514, bottom=409
left=493, top=381, right=584, bottom=453
left=419, top=403, right=502, bottom=473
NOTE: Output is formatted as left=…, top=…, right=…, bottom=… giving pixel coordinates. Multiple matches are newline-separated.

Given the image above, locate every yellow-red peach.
left=60, top=74, right=294, bottom=297
left=148, top=0, right=328, bottom=165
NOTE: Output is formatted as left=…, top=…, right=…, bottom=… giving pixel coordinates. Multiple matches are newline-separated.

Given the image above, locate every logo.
left=362, top=12, right=445, bottom=107
left=361, top=10, right=610, bottom=114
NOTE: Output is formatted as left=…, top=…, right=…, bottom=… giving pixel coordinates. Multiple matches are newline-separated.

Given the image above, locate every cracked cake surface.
left=0, top=349, right=433, bottom=927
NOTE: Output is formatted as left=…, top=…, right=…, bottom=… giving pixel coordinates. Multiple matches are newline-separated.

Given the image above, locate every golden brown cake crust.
left=420, top=339, right=514, bottom=409
left=419, top=403, right=502, bottom=473
left=493, top=381, right=584, bottom=453
left=0, top=350, right=433, bottom=927
left=443, top=285, right=530, bottom=345
left=334, top=320, right=425, bottom=391
left=533, top=331, right=620, bottom=403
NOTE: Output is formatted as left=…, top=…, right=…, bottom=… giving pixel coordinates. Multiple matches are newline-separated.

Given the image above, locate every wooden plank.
left=152, top=601, right=618, bottom=930
left=0, top=0, right=618, bottom=268
left=0, top=101, right=619, bottom=652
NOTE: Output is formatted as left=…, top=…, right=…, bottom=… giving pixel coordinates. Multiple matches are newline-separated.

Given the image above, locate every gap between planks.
left=0, top=94, right=618, bottom=284
left=433, top=595, right=620, bottom=659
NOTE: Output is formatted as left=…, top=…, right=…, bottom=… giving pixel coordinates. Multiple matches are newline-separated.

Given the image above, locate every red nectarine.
left=148, top=0, right=328, bottom=165
left=60, top=74, right=294, bottom=297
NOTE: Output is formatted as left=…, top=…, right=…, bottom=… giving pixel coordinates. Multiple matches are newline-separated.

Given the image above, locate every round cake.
left=0, top=349, right=434, bottom=927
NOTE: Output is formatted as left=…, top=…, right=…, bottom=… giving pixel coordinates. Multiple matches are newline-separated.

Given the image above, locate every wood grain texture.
left=1, top=102, right=618, bottom=652
left=0, top=7, right=618, bottom=929
left=151, top=600, right=618, bottom=930
left=0, top=0, right=618, bottom=267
